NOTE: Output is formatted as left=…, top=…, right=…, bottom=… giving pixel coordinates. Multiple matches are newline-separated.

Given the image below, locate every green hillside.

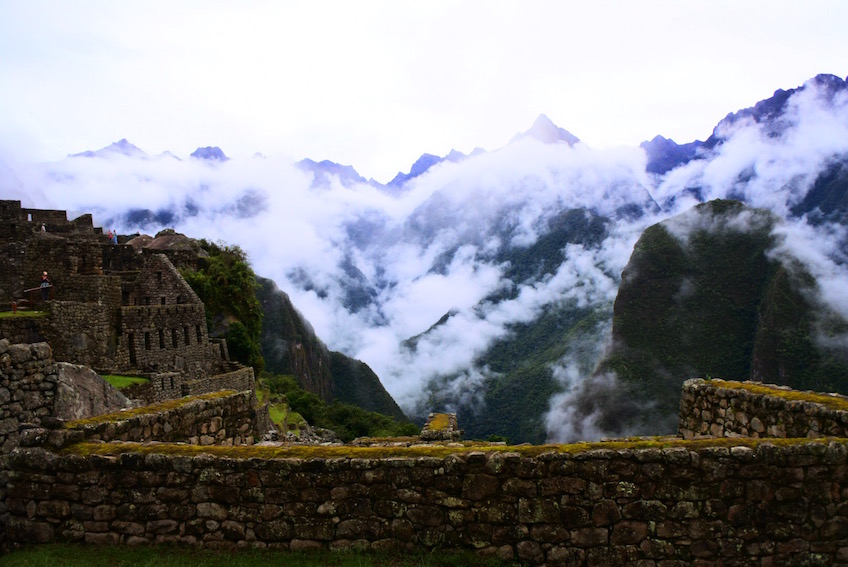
left=256, top=276, right=408, bottom=421
left=417, top=208, right=613, bottom=444
left=592, top=199, right=848, bottom=435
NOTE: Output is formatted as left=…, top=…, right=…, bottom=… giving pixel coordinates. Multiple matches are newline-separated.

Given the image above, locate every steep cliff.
left=256, top=276, right=407, bottom=420
left=587, top=200, right=848, bottom=435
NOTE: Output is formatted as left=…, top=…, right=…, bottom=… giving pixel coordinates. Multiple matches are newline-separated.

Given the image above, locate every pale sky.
left=1, top=0, right=846, bottom=182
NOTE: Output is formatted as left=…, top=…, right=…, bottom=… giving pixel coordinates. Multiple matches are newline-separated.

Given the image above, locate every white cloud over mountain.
left=2, top=77, right=848, bottom=441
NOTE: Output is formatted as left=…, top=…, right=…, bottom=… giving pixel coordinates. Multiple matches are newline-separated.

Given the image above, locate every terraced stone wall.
left=5, top=440, right=848, bottom=565
left=679, top=378, right=848, bottom=440
left=58, top=390, right=262, bottom=447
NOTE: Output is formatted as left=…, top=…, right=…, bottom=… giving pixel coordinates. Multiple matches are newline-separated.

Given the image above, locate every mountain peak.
left=70, top=139, right=147, bottom=159
left=190, top=146, right=229, bottom=161
left=513, top=114, right=580, bottom=145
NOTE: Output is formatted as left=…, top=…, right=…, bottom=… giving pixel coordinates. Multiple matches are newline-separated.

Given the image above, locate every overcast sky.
left=1, top=0, right=846, bottom=182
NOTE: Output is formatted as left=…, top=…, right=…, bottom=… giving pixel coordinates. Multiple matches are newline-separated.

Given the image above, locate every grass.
left=61, top=434, right=848, bottom=461
left=0, top=310, right=48, bottom=319
left=711, top=379, right=848, bottom=412
left=0, top=544, right=513, bottom=567
left=427, top=413, right=451, bottom=431
left=64, top=391, right=237, bottom=428
left=100, top=375, right=149, bottom=390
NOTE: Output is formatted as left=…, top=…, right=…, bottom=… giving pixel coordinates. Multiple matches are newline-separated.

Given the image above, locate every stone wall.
left=118, top=304, right=212, bottom=376
left=40, top=301, right=114, bottom=370
left=183, top=367, right=255, bottom=398
left=0, top=340, right=57, bottom=454
left=679, top=378, right=848, bottom=440
left=5, top=439, right=848, bottom=564
left=0, top=339, right=130, bottom=545
left=59, top=390, right=261, bottom=447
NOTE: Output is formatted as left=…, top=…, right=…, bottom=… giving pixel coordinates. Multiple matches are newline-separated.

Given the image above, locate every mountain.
left=256, top=276, right=407, bottom=421
left=388, top=149, right=469, bottom=188
left=190, top=146, right=229, bottom=161
left=511, top=114, right=580, bottom=145
left=69, top=138, right=147, bottom=159
left=703, top=73, right=848, bottom=150
left=297, top=158, right=370, bottom=188
left=640, top=135, right=703, bottom=175
left=30, top=74, right=848, bottom=445
left=569, top=200, right=848, bottom=438
left=639, top=74, right=848, bottom=177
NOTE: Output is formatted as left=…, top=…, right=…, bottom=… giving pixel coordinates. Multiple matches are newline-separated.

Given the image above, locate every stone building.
left=0, top=200, right=251, bottom=401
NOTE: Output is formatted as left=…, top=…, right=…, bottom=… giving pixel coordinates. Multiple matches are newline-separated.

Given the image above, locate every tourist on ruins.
left=40, top=271, right=51, bottom=301
left=40, top=222, right=46, bottom=232
left=111, top=230, right=118, bottom=245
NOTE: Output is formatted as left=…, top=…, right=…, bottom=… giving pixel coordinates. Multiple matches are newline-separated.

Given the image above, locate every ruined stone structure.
left=4, top=369, right=848, bottom=564
left=0, top=200, right=251, bottom=399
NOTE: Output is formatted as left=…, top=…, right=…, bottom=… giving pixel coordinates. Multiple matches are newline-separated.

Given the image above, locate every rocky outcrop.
left=53, top=363, right=132, bottom=421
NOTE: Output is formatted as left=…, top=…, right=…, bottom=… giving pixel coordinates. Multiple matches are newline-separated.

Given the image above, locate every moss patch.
left=712, top=379, right=848, bottom=412
left=427, top=413, right=451, bottom=431
left=64, top=391, right=238, bottom=429
left=61, top=435, right=848, bottom=461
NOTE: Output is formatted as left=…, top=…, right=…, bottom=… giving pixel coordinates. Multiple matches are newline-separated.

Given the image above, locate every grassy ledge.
left=710, top=379, right=848, bottom=412
left=100, top=374, right=149, bottom=389
left=63, top=390, right=239, bottom=429
left=0, top=309, right=49, bottom=319
left=60, top=435, right=848, bottom=461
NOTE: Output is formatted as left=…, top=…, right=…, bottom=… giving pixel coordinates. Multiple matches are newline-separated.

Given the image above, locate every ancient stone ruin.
left=0, top=200, right=254, bottom=402
left=4, top=201, right=848, bottom=564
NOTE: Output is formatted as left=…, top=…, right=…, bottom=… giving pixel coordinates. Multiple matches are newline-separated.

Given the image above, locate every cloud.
left=3, top=80, right=848, bottom=442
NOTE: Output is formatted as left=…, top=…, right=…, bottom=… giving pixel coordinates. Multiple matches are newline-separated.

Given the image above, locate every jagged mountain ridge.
left=39, top=73, right=848, bottom=444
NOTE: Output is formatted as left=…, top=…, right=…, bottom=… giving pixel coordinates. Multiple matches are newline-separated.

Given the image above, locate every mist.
left=2, top=77, right=848, bottom=441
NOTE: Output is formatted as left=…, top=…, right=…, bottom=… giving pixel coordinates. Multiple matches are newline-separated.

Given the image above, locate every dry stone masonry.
left=4, top=371, right=848, bottom=564
left=679, top=378, right=848, bottom=440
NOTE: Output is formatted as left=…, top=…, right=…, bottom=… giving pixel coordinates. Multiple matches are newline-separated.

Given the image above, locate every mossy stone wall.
left=5, top=440, right=848, bottom=564
left=679, top=378, right=848, bottom=439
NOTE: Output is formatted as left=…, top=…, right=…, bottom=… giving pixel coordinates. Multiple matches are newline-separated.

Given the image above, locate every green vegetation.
left=260, top=373, right=419, bottom=442
left=61, top=433, right=848, bottom=461
left=182, top=241, right=264, bottom=373
left=100, top=374, right=149, bottom=389
left=594, top=200, right=848, bottom=435
left=712, top=378, right=848, bottom=412
left=418, top=208, right=613, bottom=444
left=0, top=544, right=513, bottom=567
left=0, top=310, right=48, bottom=319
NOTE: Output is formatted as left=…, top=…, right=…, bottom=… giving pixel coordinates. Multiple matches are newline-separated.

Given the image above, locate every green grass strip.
left=0, top=543, right=513, bottom=567
left=711, top=379, right=848, bottom=412
left=61, top=435, right=847, bottom=461
left=100, top=375, right=149, bottom=390
left=0, top=310, right=48, bottom=319
left=64, top=391, right=238, bottom=429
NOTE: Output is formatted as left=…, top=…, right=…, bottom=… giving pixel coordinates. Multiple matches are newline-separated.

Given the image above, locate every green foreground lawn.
left=100, top=375, right=149, bottom=389
left=0, top=544, right=512, bottom=567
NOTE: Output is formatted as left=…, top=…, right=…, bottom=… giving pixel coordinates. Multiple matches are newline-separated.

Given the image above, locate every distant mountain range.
left=51, top=73, right=848, bottom=443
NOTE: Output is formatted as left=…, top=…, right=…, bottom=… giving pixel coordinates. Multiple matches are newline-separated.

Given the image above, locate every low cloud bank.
left=2, top=79, right=847, bottom=441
